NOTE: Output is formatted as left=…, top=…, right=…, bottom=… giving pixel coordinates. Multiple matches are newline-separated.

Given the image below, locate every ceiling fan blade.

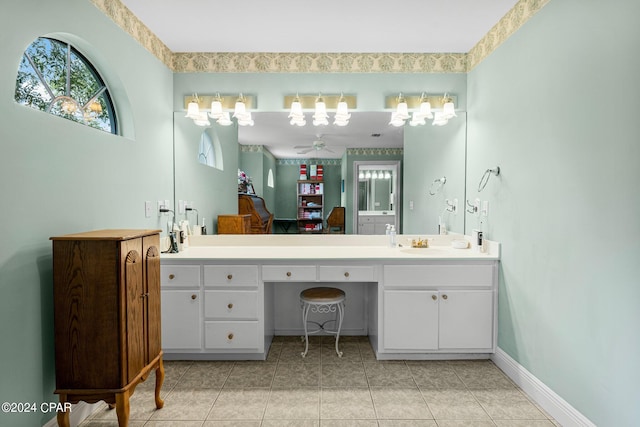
left=293, top=145, right=311, bottom=149
left=323, top=147, right=335, bottom=153
left=297, top=148, right=314, bottom=154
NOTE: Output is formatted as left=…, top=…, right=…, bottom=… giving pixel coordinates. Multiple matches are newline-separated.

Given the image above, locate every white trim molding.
left=492, top=347, right=596, bottom=427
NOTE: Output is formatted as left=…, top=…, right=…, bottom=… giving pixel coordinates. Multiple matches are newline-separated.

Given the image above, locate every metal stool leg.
left=301, top=302, right=310, bottom=358
left=335, top=301, right=344, bottom=357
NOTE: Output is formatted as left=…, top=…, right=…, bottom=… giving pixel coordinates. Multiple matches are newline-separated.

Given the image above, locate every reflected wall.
left=173, top=113, right=239, bottom=232
left=403, top=113, right=467, bottom=234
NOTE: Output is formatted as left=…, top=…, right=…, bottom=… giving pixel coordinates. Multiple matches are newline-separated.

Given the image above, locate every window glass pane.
left=14, top=37, right=117, bottom=135
left=15, top=54, right=51, bottom=110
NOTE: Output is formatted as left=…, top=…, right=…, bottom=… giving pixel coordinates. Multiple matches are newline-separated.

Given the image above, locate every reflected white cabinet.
left=358, top=214, right=395, bottom=235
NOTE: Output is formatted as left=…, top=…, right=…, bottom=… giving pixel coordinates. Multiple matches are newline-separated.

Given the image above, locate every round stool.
left=300, top=287, right=345, bottom=358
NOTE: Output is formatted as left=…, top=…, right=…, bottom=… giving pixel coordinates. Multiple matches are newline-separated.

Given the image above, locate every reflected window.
left=198, top=127, right=224, bottom=170
left=14, top=37, right=117, bottom=134
left=267, top=168, right=274, bottom=188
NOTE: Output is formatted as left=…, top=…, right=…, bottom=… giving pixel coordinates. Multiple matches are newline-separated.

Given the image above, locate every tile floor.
left=80, top=336, right=559, bottom=427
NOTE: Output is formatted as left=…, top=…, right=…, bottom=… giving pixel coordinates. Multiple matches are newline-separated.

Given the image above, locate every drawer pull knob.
left=286, top=271, right=292, bottom=277
left=168, top=274, right=175, bottom=280
left=227, top=274, right=233, bottom=280
left=191, top=294, right=197, bottom=300
left=432, top=295, right=437, bottom=301
left=227, top=303, right=233, bottom=309
left=227, top=333, right=234, bottom=340
left=442, top=294, right=448, bottom=300
left=344, top=272, right=350, bottom=278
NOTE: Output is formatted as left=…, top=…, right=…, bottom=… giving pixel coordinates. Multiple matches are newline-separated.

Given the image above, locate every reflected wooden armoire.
left=51, top=229, right=165, bottom=427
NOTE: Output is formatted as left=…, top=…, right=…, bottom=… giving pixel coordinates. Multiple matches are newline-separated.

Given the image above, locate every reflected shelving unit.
left=297, top=180, right=324, bottom=233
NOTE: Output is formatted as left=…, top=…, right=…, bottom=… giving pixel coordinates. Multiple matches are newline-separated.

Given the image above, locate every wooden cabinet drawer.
left=204, top=321, right=260, bottom=349
left=204, top=290, right=258, bottom=320
left=204, top=265, right=258, bottom=287
left=161, top=265, right=201, bottom=287
left=318, top=265, right=375, bottom=282
left=262, top=265, right=317, bottom=281
left=383, top=264, right=494, bottom=287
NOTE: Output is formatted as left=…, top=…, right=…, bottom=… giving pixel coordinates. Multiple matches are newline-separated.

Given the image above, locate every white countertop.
left=161, top=234, right=500, bottom=261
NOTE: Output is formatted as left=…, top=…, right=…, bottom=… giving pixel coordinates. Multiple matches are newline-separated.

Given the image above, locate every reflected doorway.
left=353, top=161, right=401, bottom=234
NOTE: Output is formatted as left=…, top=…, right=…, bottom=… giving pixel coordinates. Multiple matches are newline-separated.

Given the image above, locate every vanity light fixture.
left=183, top=93, right=257, bottom=127
left=313, top=95, right=329, bottom=126
left=385, top=93, right=457, bottom=127
left=285, top=94, right=356, bottom=127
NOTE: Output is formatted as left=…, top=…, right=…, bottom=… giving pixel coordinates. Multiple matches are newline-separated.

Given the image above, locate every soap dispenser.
left=389, top=225, right=397, bottom=248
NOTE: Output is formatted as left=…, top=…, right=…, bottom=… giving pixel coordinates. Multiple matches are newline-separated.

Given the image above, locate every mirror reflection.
left=354, top=161, right=400, bottom=235
left=173, top=111, right=467, bottom=236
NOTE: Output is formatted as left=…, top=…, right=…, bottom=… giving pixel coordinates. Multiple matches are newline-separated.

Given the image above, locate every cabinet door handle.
left=227, top=333, right=234, bottom=340
left=344, top=272, right=350, bottom=278
left=442, top=294, right=448, bottom=300
left=168, top=274, right=175, bottom=280
left=432, top=294, right=437, bottom=301
left=227, top=274, right=233, bottom=280
left=227, top=303, right=234, bottom=309
left=191, top=294, right=197, bottom=300
left=286, top=271, right=292, bottom=277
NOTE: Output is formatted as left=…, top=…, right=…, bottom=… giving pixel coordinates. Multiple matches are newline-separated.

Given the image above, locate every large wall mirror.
left=173, top=110, right=467, bottom=235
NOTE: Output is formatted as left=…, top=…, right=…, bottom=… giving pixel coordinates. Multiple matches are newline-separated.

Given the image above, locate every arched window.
left=15, top=37, right=117, bottom=134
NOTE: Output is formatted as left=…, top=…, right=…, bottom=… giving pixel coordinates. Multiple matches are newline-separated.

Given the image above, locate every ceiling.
left=120, top=0, right=518, bottom=158
left=119, top=0, right=519, bottom=54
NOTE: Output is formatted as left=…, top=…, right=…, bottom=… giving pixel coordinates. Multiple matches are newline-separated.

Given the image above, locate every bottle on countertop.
left=389, top=225, right=397, bottom=248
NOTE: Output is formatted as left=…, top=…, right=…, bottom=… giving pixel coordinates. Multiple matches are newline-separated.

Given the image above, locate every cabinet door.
left=161, top=290, right=202, bottom=350
left=144, top=235, right=162, bottom=361
left=438, top=290, right=493, bottom=350
left=383, top=290, right=438, bottom=350
left=122, top=239, right=145, bottom=383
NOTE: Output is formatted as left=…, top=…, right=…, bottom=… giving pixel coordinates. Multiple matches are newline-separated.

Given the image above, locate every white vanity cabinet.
left=160, top=243, right=499, bottom=360
left=160, top=265, right=202, bottom=350
left=203, top=265, right=261, bottom=351
left=380, top=262, right=497, bottom=354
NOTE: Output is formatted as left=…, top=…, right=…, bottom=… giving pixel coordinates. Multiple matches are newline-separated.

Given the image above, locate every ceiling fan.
left=294, top=136, right=335, bottom=154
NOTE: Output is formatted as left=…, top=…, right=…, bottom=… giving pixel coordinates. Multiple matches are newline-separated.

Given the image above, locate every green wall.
left=466, top=0, right=640, bottom=425
left=0, top=1, right=174, bottom=426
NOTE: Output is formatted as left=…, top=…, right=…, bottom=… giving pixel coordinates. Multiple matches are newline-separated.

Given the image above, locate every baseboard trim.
left=42, top=402, right=100, bottom=427
left=491, top=347, right=596, bottom=427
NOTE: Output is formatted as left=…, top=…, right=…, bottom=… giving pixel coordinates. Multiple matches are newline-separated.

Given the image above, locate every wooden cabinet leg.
left=115, top=391, right=130, bottom=427
left=56, top=394, right=70, bottom=427
left=155, top=357, right=165, bottom=409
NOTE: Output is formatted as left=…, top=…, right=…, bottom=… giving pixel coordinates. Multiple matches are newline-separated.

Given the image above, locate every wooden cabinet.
left=218, top=214, right=251, bottom=234
left=51, top=229, right=164, bottom=427
left=297, top=180, right=324, bottom=233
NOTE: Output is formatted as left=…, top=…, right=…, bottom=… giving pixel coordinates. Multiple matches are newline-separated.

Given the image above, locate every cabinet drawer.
left=204, top=265, right=258, bottom=287
left=204, top=290, right=258, bottom=320
left=262, top=265, right=316, bottom=281
left=383, top=264, right=494, bottom=287
left=204, top=321, right=260, bottom=349
left=161, top=265, right=201, bottom=287
left=318, top=265, right=375, bottom=282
